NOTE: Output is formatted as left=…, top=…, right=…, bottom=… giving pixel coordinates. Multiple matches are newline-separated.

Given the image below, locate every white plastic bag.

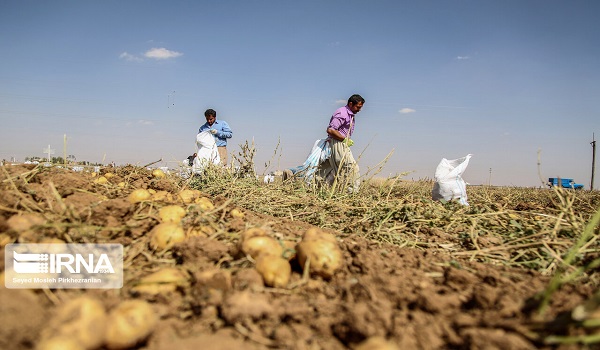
left=432, top=154, right=472, bottom=205
left=192, top=131, right=220, bottom=173
left=263, top=173, right=275, bottom=184
left=288, top=138, right=331, bottom=183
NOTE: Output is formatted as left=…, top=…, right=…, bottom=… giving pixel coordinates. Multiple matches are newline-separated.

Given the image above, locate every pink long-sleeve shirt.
left=327, top=105, right=355, bottom=137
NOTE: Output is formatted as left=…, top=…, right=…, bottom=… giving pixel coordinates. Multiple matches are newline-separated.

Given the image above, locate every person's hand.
left=344, top=138, right=354, bottom=147
left=210, top=129, right=218, bottom=135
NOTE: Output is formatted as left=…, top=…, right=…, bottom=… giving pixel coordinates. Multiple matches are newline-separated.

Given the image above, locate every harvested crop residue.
left=0, top=164, right=598, bottom=350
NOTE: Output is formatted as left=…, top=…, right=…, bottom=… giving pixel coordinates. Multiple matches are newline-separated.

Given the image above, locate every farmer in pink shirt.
left=283, top=94, right=364, bottom=192
left=319, top=94, right=364, bottom=192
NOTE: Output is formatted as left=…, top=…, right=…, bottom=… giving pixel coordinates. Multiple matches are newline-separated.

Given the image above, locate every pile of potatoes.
left=37, top=297, right=157, bottom=350
left=123, top=171, right=345, bottom=288
left=239, top=227, right=292, bottom=288
left=239, top=227, right=344, bottom=288
left=126, top=188, right=219, bottom=251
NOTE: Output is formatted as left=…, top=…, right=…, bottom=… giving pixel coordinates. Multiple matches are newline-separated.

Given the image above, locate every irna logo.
left=13, top=251, right=115, bottom=274
left=5, top=243, right=123, bottom=289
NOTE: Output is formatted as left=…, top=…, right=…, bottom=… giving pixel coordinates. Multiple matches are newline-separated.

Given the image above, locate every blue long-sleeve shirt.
left=199, top=119, right=233, bottom=147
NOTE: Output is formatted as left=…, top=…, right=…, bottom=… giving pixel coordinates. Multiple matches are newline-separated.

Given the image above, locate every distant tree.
left=25, top=156, right=41, bottom=162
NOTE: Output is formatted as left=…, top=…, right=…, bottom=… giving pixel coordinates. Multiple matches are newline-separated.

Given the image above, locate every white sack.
left=289, top=138, right=331, bottom=183
left=192, top=131, right=220, bottom=173
left=432, top=154, right=472, bottom=205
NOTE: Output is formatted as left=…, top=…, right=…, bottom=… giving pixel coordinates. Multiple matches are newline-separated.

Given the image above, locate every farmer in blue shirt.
left=199, top=109, right=233, bottom=166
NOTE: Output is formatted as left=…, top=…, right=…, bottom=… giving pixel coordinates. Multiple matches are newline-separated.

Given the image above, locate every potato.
left=178, top=189, right=202, bottom=204
left=302, top=227, right=337, bottom=243
left=241, top=236, right=283, bottom=259
left=255, top=254, right=291, bottom=288
left=150, top=223, right=186, bottom=250
left=195, top=196, right=214, bottom=211
left=237, top=228, right=269, bottom=254
left=0, top=233, right=14, bottom=247
left=37, top=336, right=85, bottom=350
left=158, top=205, right=186, bottom=223
left=240, top=227, right=267, bottom=244
left=117, top=182, right=126, bottom=188
left=296, top=239, right=343, bottom=279
left=230, top=208, right=244, bottom=218
left=104, top=172, right=115, bottom=179
left=7, top=213, right=46, bottom=232
left=131, top=267, right=190, bottom=295
left=152, top=168, right=166, bottom=178
left=41, top=296, right=107, bottom=350
left=128, top=188, right=152, bottom=203
left=39, top=237, right=65, bottom=244
left=151, top=190, right=173, bottom=202
left=355, top=336, right=400, bottom=350
left=104, top=300, right=157, bottom=350
left=93, top=176, right=108, bottom=184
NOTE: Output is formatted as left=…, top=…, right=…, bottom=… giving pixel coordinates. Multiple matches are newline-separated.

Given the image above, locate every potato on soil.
left=7, top=213, right=46, bottom=232
left=41, top=296, right=107, bottom=350
left=104, top=300, right=157, bottom=350
left=302, top=227, right=337, bottom=243
left=195, top=196, right=215, bottom=211
left=229, top=208, right=244, bottom=218
left=0, top=233, right=14, bottom=246
left=354, top=336, right=400, bottom=350
left=255, top=254, right=292, bottom=288
left=178, top=189, right=202, bottom=204
left=93, top=176, right=108, bottom=184
left=37, top=336, right=85, bottom=350
left=238, top=227, right=267, bottom=247
left=158, top=205, right=186, bottom=223
left=39, top=237, right=65, bottom=244
left=241, top=235, right=283, bottom=259
left=296, top=239, right=343, bottom=279
left=151, top=190, right=173, bottom=202
left=152, top=168, right=166, bottom=178
left=150, top=223, right=186, bottom=250
left=131, top=267, right=190, bottom=295
left=128, top=188, right=152, bottom=203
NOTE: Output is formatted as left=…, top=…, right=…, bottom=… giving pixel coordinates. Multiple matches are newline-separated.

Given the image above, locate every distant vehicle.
left=548, top=178, right=584, bottom=190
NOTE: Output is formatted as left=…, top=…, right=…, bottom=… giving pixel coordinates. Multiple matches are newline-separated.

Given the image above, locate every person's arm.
left=326, top=128, right=346, bottom=142
left=326, top=108, right=352, bottom=142
left=217, top=121, right=233, bottom=139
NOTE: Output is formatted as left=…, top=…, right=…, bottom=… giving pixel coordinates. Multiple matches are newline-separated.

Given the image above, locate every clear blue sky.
left=1, top=0, right=598, bottom=188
